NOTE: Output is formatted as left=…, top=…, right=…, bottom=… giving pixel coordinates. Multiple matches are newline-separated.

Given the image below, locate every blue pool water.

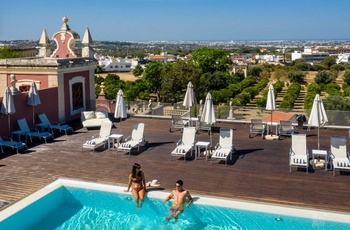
left=1, top=181, right=350, bottom=230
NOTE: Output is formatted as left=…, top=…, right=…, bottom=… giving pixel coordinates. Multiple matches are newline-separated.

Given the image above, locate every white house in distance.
left=255, top=54, right=283, bottom=63
left=336, top=53, right=350, bottom=64
left=291, top=47, right=329, bottom=63
left=95, top=54, right=132, bottom=72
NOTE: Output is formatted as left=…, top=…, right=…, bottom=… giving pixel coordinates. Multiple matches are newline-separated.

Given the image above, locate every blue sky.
left=1, top=0, right=350, bottom=41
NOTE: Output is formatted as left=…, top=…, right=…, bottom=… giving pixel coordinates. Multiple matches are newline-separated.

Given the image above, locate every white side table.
left=265, top=122, right=279, bottom=135
left=312, top=149, right=329, bottom=171
left=195, top=141, right=210, bottom=160
left=108, top=134, right=123, bottom=150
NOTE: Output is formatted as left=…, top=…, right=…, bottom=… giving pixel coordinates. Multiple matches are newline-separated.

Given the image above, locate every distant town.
left=2, top=39, right=350, bottom=72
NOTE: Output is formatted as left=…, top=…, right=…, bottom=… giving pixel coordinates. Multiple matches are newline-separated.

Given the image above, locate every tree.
left=161, top=60, right=201, bottom=103
left=314, top=71, right=335, bottom=84
left=124, top=78, right=150, bottom=101
left=191, top=47, right=230, bottom=74
left=132, top=64, right=144, bottom=77
left=161, top=62, right=183, bottom=103
left=295, top=62, right=311, bottom=71
left=344, top=70, right=350, bottom=85
left=330, top=64, right=345, bottom=71
left=247, top=66, right=262, bottom=81
left=200, top=71, right=230, bottom=92
left=104, top=74, right=125, bottom=100
left=95, top=65, right=104, bottom=74
left=311, top=64, right=326, bottom=71
left=143, top=61, right=163, bottom=102
left=324, top=95, right=350, bottom=111
left=0, top=46, right=24, bottom=59
left=321, top=56, right=336, bottom=70
left=288, top=71, right=304, bottom=83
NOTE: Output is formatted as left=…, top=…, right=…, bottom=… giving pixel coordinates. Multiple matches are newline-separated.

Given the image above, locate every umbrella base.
left=265, top=135, right=279, bottom=140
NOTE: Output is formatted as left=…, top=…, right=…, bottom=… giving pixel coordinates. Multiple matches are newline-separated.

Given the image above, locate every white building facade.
left=291, top=48, right=329, bottom=63
left=96, top=55, right=132, bottom=72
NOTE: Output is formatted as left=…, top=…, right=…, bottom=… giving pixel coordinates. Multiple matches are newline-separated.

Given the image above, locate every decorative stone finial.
left=100, top=82, right=105, bottom=95
left=62, top=15, right=68, bottom=24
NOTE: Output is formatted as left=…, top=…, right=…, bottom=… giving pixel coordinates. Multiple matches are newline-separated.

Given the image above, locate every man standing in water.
left=163, top=180, right=193, bottom=221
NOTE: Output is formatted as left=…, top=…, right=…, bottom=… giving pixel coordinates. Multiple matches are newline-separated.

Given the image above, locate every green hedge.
left=279, top=83, right=301, bottom=109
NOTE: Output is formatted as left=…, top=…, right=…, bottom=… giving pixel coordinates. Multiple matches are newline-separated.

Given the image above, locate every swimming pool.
left=0, top=179, right=349, bottom=230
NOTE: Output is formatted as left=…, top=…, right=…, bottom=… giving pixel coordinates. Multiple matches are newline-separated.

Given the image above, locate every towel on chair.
left=215, top=151, right=226, bottom=157
left=86, top=140, right=96, bottom=145
left=121, top=143, right=131, bottom=148
left=337, top=162, right=350, bottom=167
left=175, top=147, right=186, bottom=153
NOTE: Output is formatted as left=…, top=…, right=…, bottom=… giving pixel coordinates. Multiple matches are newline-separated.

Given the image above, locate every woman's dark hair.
left=132, top=163, right=141, bottom=178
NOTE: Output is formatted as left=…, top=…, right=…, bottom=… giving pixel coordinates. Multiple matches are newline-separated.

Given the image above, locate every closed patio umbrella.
left=1, top=87, right=16, bottom=135
left=200, top=92, right=216, bottom=149
left=114, top=89, right=127, bottom=133
left=266, top=84, right=276, bottom=136
left=27, top=81, right=41, bottom=126
left=308, top=94, right=328, bottom=150
left=183, top=81, right=197, bottom=126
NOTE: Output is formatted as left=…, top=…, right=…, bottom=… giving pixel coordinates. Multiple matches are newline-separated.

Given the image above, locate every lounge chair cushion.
left=59, top=125, right=72, bottom=130
left=2, top=141, right=23, bottom=147
left=13, top=141, right=24, bottom=147
left=86, top=140, right=96, bottom=145
left=121, top=143, right=132, bottom=148
left=293, top=158, right=307, bottom=164
left=95, top=111, right=107, bottom=119
left=83, top=111, right=96, bottom=120
left=81, top=111, right=110, bottom=129
left=337, top=162, right=350, bottom=167
left=175, top=147, right=186, bottom=153
left=214, top=151, right=227, bottom=157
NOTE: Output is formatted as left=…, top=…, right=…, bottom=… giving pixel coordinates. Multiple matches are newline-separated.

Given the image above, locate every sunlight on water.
left=1, top=186, right=350, bottom=230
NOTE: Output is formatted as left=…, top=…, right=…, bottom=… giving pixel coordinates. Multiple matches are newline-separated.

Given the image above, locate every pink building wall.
left=6, top=74, right=49, bottom=88
left=0, top=88, right=58, bottom=137
left=52, top=33, right=77, bottom=58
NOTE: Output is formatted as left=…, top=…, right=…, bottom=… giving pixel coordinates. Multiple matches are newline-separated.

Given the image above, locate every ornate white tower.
left=82, top=27, right=94, bottom=58
left=51, top=16, right=80, bottom=58
left=38, top=28, right=51, bottom=57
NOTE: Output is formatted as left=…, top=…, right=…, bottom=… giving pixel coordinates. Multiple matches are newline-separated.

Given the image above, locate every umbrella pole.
left=33, top=107, right=35, bottom=127
left=270, top=111, right=273, bottom=136
left=209, top=126, right=212, bottom=151
left=318, top=126, right=320, bottom=150
left=8, top=114, right=11, bottom=136
left=119, top=117, right=122, bottom=134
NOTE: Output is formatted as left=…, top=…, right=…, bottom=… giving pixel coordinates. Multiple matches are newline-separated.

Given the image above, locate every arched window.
left=69, top=76, right=86, bottom=115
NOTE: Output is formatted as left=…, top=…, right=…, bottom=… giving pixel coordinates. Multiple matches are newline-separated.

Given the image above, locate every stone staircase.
left=246, top=85, right=270, bottom=107
left=247, top=84, right=307, bottom=111
left=293, top=89, right=306, bottom=111
left=275, top=87, right=287, bottom=108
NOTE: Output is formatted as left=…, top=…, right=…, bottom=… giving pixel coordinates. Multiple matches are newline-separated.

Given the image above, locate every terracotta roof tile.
left=263, top=111, right=295, bottom=123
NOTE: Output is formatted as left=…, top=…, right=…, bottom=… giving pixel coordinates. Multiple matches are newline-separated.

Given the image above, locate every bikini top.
left=132, top=177, right=142, bottom=183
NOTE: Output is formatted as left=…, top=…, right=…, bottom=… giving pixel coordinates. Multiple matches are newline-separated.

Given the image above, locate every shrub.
left=288, top=70, right=304, bottom=83
left=279, top=83, right=301, bottom=109
left=314, top=71, right=335, bottom=84
left=344, top=70, right=350, bottom=85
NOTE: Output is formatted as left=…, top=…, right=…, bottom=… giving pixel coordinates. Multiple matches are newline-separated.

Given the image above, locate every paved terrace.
left=0, top=117, right=350, bottom=214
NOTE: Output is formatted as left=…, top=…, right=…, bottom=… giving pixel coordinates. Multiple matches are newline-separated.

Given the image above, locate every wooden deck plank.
left=0, top=117, right=350, bottom=214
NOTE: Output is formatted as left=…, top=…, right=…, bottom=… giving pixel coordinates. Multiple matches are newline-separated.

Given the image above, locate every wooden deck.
left=1, top=117, right=350, bottom=214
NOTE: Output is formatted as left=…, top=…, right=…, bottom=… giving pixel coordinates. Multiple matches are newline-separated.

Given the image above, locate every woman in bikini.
left=163, top=180, right=193, bottom=221
left=125, top=163, right=146, bottom=209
